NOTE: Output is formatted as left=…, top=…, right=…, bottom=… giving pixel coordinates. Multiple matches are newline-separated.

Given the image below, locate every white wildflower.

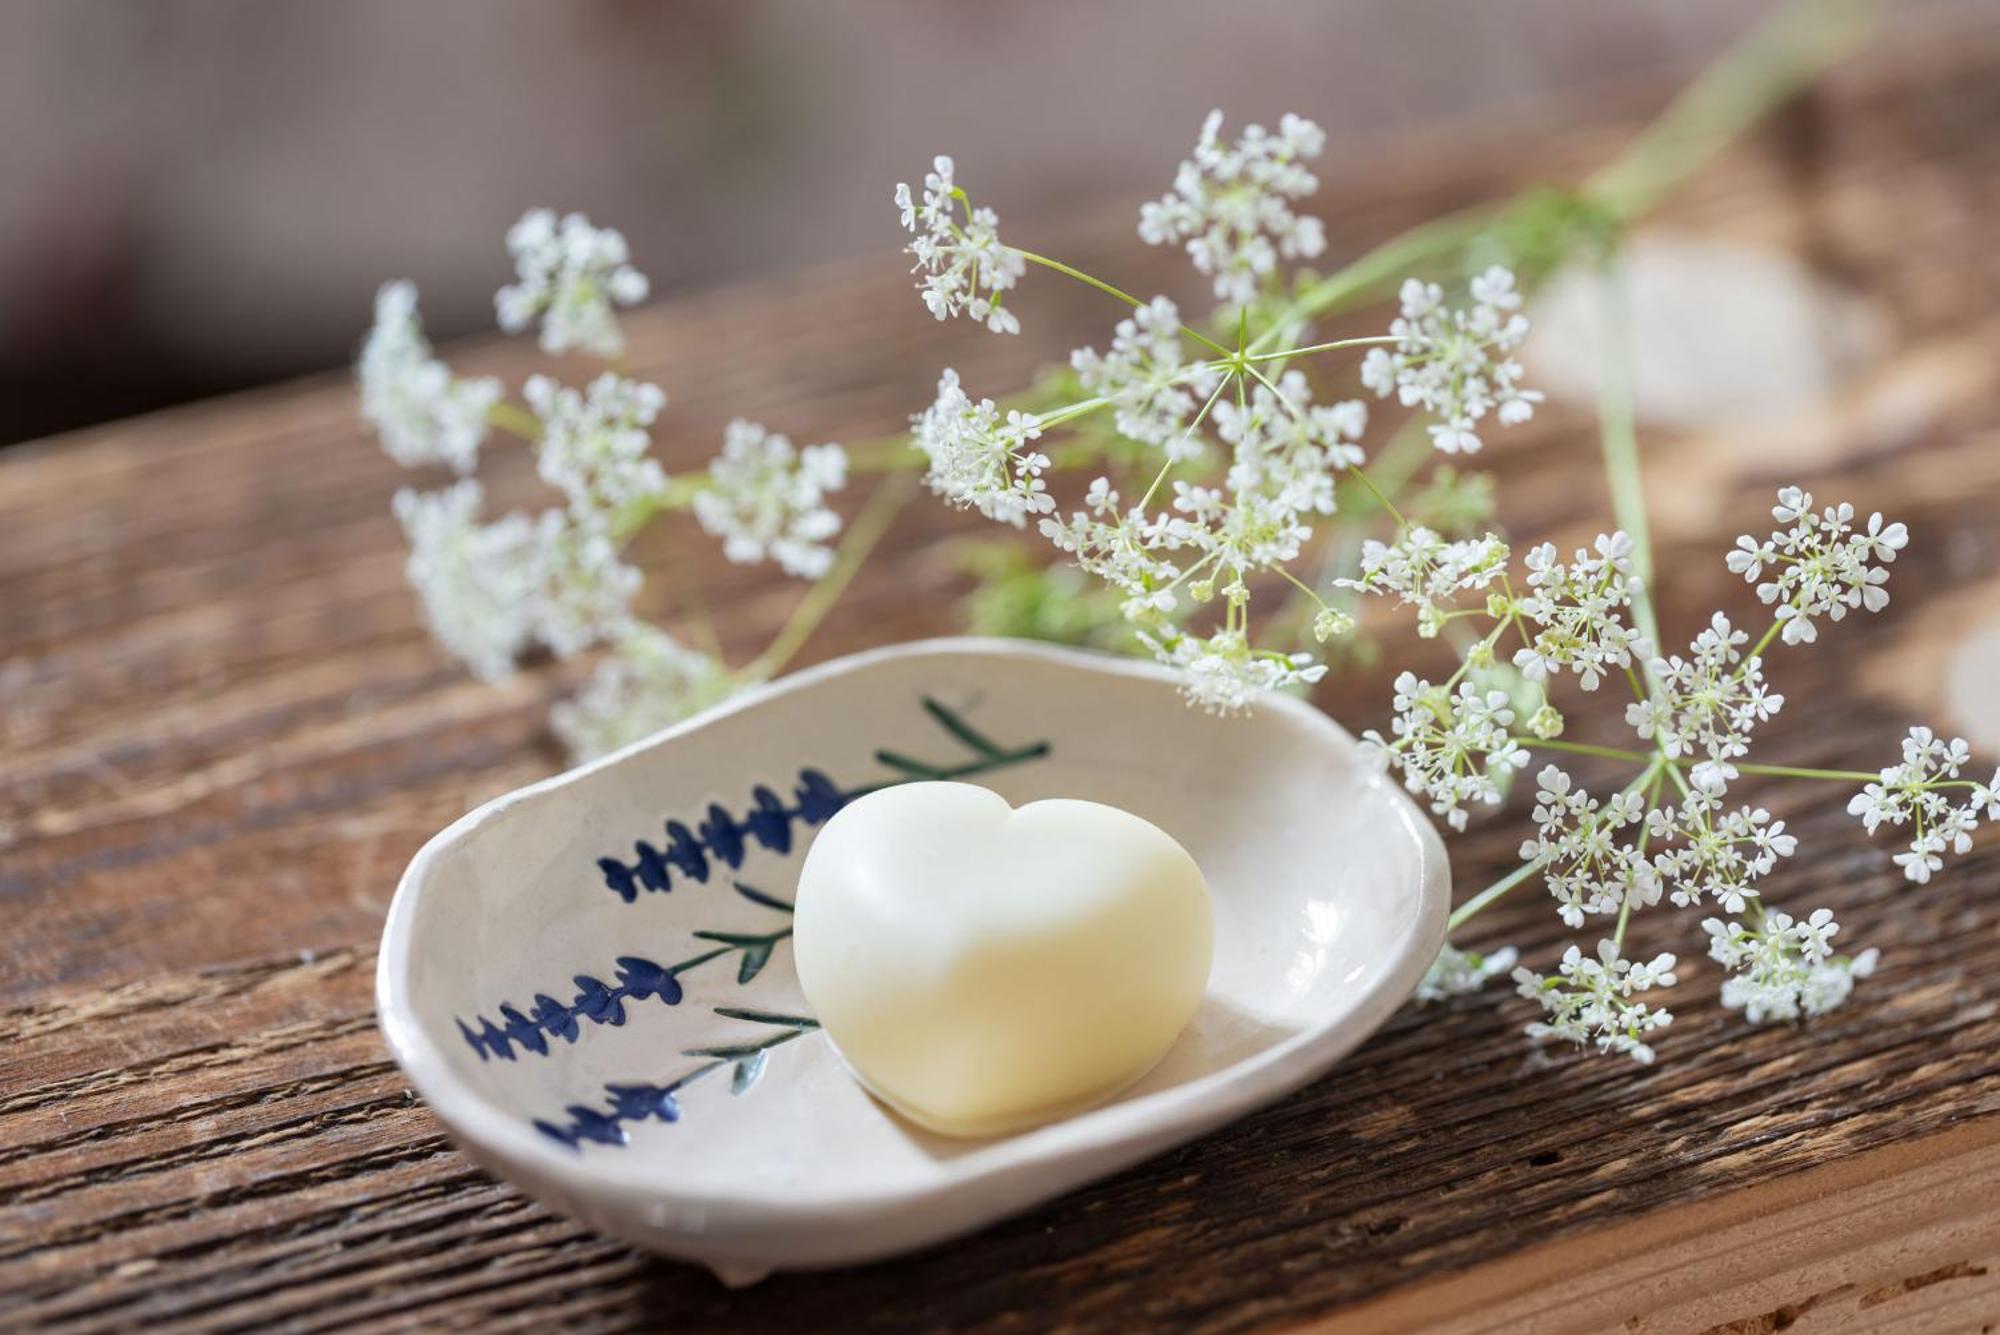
left=1514, top=940, right=1677, bottom=1064
left=1140, top=627, right=1326, bottom=714
left=393, top=481, right=538, bottom=680
left=496, top=209, right=650, bottom=357
left=692, top=420, right=848, bottom=579
left=359, top=281, right=500, bottom=473
left=895, top=156, right=1024, bottom=334
left=1070, top=297, right=1219, bottom=453
left=522, top=509, right=643, bottom=658
left=1846, top=727, right=1988, bottom=884
left=1336, top=525, right=1510, bottom=638
left=1704, top=908, right=1878, bottom=1024
left=551, top=625, right=743, bottom=763
left=525, top=372, right=668, bottom=524
left=1360, top=267, right=1542, bottom=454
left=913, top=369, right=1053, bottom=526
left=1038, top=477, right=1185, bottom=622
left=1645, top=788, right=1796, bottom=913
left=1417, top=941, right=1520, bottom=1003
left=1139, top=110, right=1327, bottom=304
left=1512, top=531, right=1650, bottom=691
left=1362, top=673, right=1527, bottom=832
left=1626, top=612, right=1783, bottom=791
left=1726, top=487, right=1906, bottom=646
left=1518, top=765, right=1654, bottom=928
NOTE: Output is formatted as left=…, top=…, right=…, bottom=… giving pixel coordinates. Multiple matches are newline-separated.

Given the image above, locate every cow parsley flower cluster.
left=1360, top=268, right=1542, bottom=454
left=1847, top=728, right=1997, bottom=883
left=363, top=209, right=878, bottom=760
left=1417, top=942, right=1521, bottom=1002
left=1519, top=766, right=1653, bottom=928
left=1514, top=942, right=1678, bottom=1064
left=1626, top=612, right=1782, bottom=790
left=1070, top=297, right=1219, bottom=454
left=551, top=624, right=743, bottom=762
left=1727, top=487, right=1907, bottom=645
left=391, top=481, right=540, bottom=681
left=496, top=210, right=651, bottom=357
left=1363, top=674, right=1525, bottom=832
left=1704, top=909, right=1878, bottom=1024
left=359, top=281, right=500, bottom=473
left=895, top=156, right=1024, bottom=334
left=526, top=372, right=668, bottom=522
left=913, top=369, right=1054, bottom=527
left=694, top=420, right=849, bottom=578
left=1336, top=527, right=1510, bottom=638
left=1511, top=532, right=1649, bottom=690
left=1139, top=110, right=1328, bottom=304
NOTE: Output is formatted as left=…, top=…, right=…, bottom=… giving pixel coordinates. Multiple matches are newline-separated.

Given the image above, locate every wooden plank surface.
left=5, top=25, right=2000, bottom=1332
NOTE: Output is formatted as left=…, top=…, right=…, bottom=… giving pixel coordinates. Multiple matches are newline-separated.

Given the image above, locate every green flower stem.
left=610, top=474, right=707, bottom=543
left=1613, top=760, right=1669, bottom=952
left=1594, top=261, right=1661, bottom=657
left=1732, top=761, right=1878, bottom=783
left=1451, top=756, right=1663, bottom=935
left=1240, top=335, right=1401, bottom=365
left=1010, top=247, right=1235, bottom=358
left=659, top=519, right=725, bottom=659
left=1516, top=737, right=1652, bottom=763
left=745, top=468, right=920, bottom=681
left=1583, top=0, right=1882, bottom=221
left=1448, top=857, right=1546, bottom=933
left=487, top=400, right=544, bottom=441
left=1251, top=0, right=1878, bottom=358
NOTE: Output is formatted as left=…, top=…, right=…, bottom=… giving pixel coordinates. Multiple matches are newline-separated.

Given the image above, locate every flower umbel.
left=525, top=372, right=668, bottom=525
left=1514, top=941, right=1677, bottom=1064
left=1512, top=532, right=1649, bottom=691
left=1337, top=526, right=1510, bottom=638
left=392, top=481, right=538, bottom=681
left=1417, top=941, right=1521, bottom=1003
left=895, top=156, right=1025, bottom=334
left=360, top=281, right=500, bottom=473
left=1704, top=908, right=1878, bottom=1025
left=551, top=625, right=743, bottom=763
left=693, top=420, right=849, bottom=578
left=913, top=369, right=1054, bottom=527
left=496, top=209, right=650, bottom=357
left=1847, top=728, right=1993, bottom=883
left=1363, top=673, right=1526, bottom=832
left=1727, top=487, right=1906, bottom=646
left=1071, top=296, right=1219, bottom=454
left=1139, top=110, right=1327, bottom=304
left=1361, top=267, right=1542, bottom=454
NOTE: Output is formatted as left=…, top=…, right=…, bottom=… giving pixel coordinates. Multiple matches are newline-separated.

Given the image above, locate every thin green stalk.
left=1595, top=261, right=1660, bottom=655
left=1011, top=247, right=1234, bottom=357
left=745, top=469, right=920, bottom=680
left=1516, top=736, right=1652, bottom=763
left=488, top=400, right=543, bottom=441
left=1584, top=0, right=1883, bottom=220
left=1449, top=857, right=1546, bottom=932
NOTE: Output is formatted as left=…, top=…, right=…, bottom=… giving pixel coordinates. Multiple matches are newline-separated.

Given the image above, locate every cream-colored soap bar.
left=793, top=781, right=1213, bottom=1137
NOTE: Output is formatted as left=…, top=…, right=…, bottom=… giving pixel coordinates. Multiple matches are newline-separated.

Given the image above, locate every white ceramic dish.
left=376, top=638, right=1449, bottom=1284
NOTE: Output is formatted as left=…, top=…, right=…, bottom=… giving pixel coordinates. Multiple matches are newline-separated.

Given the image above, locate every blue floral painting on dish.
left=455, top=696, right=1050, bottom=1150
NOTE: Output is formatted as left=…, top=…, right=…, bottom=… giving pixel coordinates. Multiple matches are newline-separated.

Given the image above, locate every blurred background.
left=0, top=0, right=1885, bottom=447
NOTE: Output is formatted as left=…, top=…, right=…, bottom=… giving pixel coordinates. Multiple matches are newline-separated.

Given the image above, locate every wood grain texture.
left=5, top=24, right=2000, bottom=1332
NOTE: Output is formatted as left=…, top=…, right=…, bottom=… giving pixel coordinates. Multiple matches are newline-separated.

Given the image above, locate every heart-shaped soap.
left=793, top=781, right=1213, bottom=1137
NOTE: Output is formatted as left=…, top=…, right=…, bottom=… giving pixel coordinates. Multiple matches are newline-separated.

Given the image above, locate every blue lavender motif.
left=533, top=1009, right=820, bottom=1149
left=458, top=882, right=794, bottom=1061
left=594, top=696, right=1049, bottom=902
left=515, top=695, right=1051, bottom=1146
